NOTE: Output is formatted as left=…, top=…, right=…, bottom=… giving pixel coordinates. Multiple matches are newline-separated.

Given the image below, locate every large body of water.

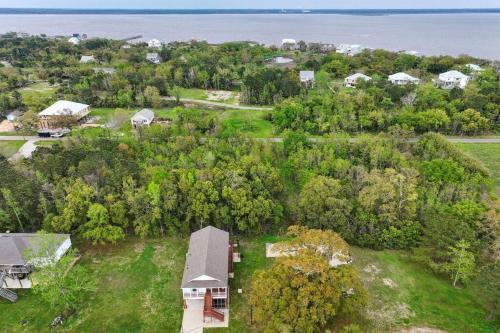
left=1, top=12, right=500, bottom=60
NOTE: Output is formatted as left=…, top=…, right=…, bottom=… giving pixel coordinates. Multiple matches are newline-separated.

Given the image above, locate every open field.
left=0, top=140, right=25, bottom=158
left=0, top=238, right=186, bottom=333
left=0, top=236, right=497, bottom=333
left=91, top=107, right=274, bottom=138
left=456, top=143, right=500, bottom=196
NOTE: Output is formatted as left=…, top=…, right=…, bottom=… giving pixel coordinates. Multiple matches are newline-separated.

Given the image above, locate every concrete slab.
left=181, top=299, right=229, bottom=332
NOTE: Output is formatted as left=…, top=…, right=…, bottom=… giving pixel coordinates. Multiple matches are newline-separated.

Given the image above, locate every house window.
left=191, top=289, right=197, bottom=293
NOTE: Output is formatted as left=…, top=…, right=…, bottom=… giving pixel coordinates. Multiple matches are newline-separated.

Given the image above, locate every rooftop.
left=0, top=233, right=70, bottom=266
left=389, top=72, right=419, bottom=81
left=300, top=70, right=315, bottom=81
left=181, top=226, right=229, bottom=289
left=39, top=100, right=90, bottom=117
left=132, top=108, right=155, bottom=122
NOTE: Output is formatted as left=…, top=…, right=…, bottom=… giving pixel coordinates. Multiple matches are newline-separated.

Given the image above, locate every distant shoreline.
left=1, top=8, right=500, bottom=15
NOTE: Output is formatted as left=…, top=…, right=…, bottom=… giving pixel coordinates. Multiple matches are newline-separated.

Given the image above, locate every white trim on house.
left=437, top=70, right=470, bottom=89
left=345, top=73, right=372, bottom=88
left=388, top=72, right=420, bottom=85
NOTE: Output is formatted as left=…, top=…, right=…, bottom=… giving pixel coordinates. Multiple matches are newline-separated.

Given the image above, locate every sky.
left=1, top=0, right=500, bottom=9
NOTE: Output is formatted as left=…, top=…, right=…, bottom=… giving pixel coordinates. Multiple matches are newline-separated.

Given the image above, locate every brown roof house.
left=180, top=226, right=240, bottom=331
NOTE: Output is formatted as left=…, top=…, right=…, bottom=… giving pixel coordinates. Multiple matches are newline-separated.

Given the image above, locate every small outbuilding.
left=345, top=73, right=372, bottom=88
left=388, top=72, right=420, bottom=85
left=131, top=109, right=155, bottom=128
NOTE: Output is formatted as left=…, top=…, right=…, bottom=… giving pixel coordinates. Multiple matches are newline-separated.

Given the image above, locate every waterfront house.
left=37, top=100, right=91, bottom=137
left=437, top=70, right=470, bottom=89
left=181, top=226, right=239, bottom=328
left=146, top=53, right=162, bottom=64
left=80, top=55, right=95, bottom=64
left=131, top=109, right=155, bottom=128
left=68, top=37, right=80, bottom=45
left=1, top=233, right=71, bottom=301
left=148, top=39, right=162, bottom=48
left=465, top=64, right=484, bottom=73
left=388, top=72, right=420, bottom=85
left=345, top=73, right=372, bottom=88
left=281, top=38, right=297, bottom=50
left=300, top=70, right=315, bottom=88
left=336, top=44, right=364, bottom=56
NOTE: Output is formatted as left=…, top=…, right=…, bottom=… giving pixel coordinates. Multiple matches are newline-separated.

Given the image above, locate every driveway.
left=9, top=140, right=39, bottom=161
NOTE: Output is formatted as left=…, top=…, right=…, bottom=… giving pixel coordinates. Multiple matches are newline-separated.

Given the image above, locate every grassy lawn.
left=456, top=143, right=500, bottom=196
left=178, top=87, right=209, bottom=100
left=1, top=236, right=497, bottom=333
left=0, top=238, right=187, bottom=333
left=219, top=109, right=274, bottom=138
left=213, top=240, right=498, bottom=333
left=0, top=140, right=24, bottom=158
left=89, top=107, right=275, bottom=138
left=350, top=248, right=497, bottom=333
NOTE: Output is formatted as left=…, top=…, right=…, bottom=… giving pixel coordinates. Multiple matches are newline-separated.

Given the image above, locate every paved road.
left=0, top=136, right=60, bottom=141
left=163, top=97, right=273, bottom=111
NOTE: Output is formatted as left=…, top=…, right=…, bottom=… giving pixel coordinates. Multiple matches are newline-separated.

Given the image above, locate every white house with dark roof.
left=181, top=226, right=240, bottom=330
left=345, top=73, right=372, bottom=88
left=131, top=109, right=155, bottom=128
left=0, top=233, right=71, bottom=301
left=437, top=70, right=470, bottom=89
left=388, top=72, right=420, bottom=85
left=300, top=70, right=315, bottom=88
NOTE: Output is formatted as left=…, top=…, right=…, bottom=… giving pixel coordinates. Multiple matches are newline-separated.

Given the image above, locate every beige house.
left=38, top=100, right=90, bottom=137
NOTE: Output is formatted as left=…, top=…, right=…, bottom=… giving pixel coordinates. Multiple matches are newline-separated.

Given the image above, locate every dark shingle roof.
left=181, top=226, right=229, bottom=289
left=0, top=233, right=70, bottom=266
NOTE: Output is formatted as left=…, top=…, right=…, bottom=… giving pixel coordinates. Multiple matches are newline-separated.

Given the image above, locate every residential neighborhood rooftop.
left=181, top=226, right=229, bottom=289
left=0, top=233, right=70, bottom=266
left=39, top=100, right=90, bottom=116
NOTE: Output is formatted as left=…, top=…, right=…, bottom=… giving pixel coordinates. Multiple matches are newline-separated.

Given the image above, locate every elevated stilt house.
left=0, top=233, right=71, bottom=302
left=181, top=226, right=238, bottom=325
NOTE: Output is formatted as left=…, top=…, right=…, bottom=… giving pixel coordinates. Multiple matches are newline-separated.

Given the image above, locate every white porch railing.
left=183, top=291, right=227, bottom=299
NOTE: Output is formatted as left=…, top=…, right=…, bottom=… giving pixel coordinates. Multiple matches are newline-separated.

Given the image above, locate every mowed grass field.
left=0, top=140, right=25, bottom=158
left=456, top=143, right=500, bottom=196
left=0, top=236, right=497, bottom=332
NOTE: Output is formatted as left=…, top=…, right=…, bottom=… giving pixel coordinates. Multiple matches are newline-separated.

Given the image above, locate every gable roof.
left=181, top=226, right=229, bottom=289
left=346, top=73, right=372, bottom=81
left=439, top=70, right=469, bottom=80
left=389, top=72, right=419, bottom=81
left=0, top=233, right=70, bottom=266
left=132, top=109, right=155, bottom=122
left=39, top=100, right=90, bottom=116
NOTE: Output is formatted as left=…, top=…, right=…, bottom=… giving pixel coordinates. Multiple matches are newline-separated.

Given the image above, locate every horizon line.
left=1, top=7, right=500, bottom=10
